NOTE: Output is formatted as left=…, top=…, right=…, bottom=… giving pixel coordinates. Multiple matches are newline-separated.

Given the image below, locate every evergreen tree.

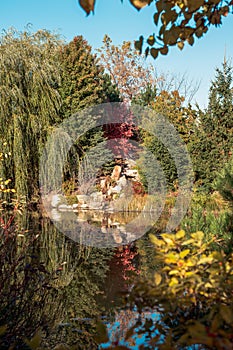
left=135, top=88, right=196, bottom=190
left=192, top=60, right=233, bottom=189
left=58, top=36, right=120, bottom=187
left=59, top=36, right=109, bottom=118
left=207, top=59, right=233, bottom=143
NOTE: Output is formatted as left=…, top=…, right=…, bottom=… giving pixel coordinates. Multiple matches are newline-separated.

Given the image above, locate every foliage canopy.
left=78, top=0, right=233, bottom=58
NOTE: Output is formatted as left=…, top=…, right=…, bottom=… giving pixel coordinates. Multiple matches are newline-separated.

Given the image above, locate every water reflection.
left=50, top=207, right=158, bottom=248
left=0, top=210, right=154, bottom=349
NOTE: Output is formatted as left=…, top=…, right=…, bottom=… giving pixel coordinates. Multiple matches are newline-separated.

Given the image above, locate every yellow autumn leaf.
left=149, top=234, right=164, bottom=246
left=154, top=272, right=162, bottom=285
left=160, top=233, right=175, bottom=245
left=176, top=229, right=185, bottom=239
left=169, top=277, right=179, bottom=287
left=168, top=269, right=180, bottom=275
left=178, top=2, right=185, bottom=9
left=197, top=255, right=213, bottom=265
left=204, top=282, right=212, bottom=288
left=181, top=238, right=194, bottom=245
left=185, top=271, right=195, bottom=277
left=186, top=259, right=196, bottom=266
left=147, top=35, right=155, bottom=46
left=180, top=249, right=190, bottom=259
left=191, top=231, right=204, bottom=241
left=164, top=252, right=179, bottom=263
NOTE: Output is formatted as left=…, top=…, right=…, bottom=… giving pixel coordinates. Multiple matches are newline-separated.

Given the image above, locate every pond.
left=0, top=209, right=157, bottom=349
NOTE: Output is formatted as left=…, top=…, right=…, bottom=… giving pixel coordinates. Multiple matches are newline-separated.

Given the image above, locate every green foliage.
left=0, top=145, right=16, bottom=198
left=214, top=155, right=233, bottom=206
left=58, top=36, right=120, bottom=186
left=59, top=36, right=109, bottom=118
left=191, top=60, right=233, bottom=190
left=180, top=191, right=232, bottom=250
left=0, top=29, right=62, bottom=200
left=112, top=230, right=233, bottom=349
left=102, top=162, right=233, bottom=349
left=0, top=31, right=120, bottom=200
left=132, top=84, right=157, bottom=107
left=136, top=89, right=196, bottom=189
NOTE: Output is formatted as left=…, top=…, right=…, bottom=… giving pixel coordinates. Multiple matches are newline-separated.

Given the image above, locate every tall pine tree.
left=58, top=36, right=120, bottom=188
left=59, top=36, right=111, bottom=117
left=193, top=60, right=233, bottom=189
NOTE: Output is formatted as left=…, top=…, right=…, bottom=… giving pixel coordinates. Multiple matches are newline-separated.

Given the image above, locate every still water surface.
left=0, top=209, right=156, bottom=349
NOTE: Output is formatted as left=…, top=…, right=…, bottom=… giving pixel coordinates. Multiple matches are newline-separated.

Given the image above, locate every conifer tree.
left=59, top=36, right=109, bottom=118
left=193, top=60, right=233, bottom=189
left=134, top=88, right=195, bottom=189
left=58, top=36, right=120, bottom=187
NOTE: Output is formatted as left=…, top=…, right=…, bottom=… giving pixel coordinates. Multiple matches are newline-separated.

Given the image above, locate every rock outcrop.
left=48, top=158, right=141, bottom=212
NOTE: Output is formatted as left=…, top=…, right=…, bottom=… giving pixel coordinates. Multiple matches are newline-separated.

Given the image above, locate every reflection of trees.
left=0, top=221, right=63, bottom=348
left=47, top=247, right=114, bottom=349
left=0, top=211, right=114, bottom=349
left=136, top=233, right=159, bottom=279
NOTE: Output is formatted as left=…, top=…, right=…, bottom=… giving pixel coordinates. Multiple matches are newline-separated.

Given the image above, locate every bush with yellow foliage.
left=112, top=229, right=233, bottom=349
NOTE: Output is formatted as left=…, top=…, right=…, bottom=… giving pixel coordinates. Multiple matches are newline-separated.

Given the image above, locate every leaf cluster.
left=115, top=230, right=233, bottom=349
left=78, top=0, right=233, bottom=59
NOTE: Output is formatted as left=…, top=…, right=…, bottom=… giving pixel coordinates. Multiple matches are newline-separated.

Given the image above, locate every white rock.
left=118, top=225, right=126, bottom=233
left=117, top=175, right=127, bottom=188
left=51, top=194, right=63, bottom=208
left=76, top=195, right=89, bottom=205
left=58, top=204, right=73, bottom=211
left=90, top=191, right=103, bottom=202
left=100, top=179, right=106, bottom=189
left=111, top=185, right=121, bottom=194
left=110, top=222, right=120, bottom=227
left=124, top=169, right=139, bottom=178
left=101, top=226, right=108, bottom=233
left=80, top=204, right=89, bottom=209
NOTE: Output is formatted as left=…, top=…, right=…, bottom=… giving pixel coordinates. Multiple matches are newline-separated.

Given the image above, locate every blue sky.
left=1, top=0, right=233, bottom=108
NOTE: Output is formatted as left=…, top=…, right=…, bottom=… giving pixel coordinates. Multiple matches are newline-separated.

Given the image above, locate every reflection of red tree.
left=104, top=244, right=140, bottom=307
left=115, top=244, right=140, bottom=281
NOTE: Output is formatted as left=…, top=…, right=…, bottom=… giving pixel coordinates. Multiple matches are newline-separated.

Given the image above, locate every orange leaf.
left=130, top=0, right=152, bottom=11
left=79, top=0, right=95, bottom=15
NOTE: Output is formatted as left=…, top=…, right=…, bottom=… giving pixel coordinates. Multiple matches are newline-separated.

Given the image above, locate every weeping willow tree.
left=0, top=29, right=63, bottom=200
